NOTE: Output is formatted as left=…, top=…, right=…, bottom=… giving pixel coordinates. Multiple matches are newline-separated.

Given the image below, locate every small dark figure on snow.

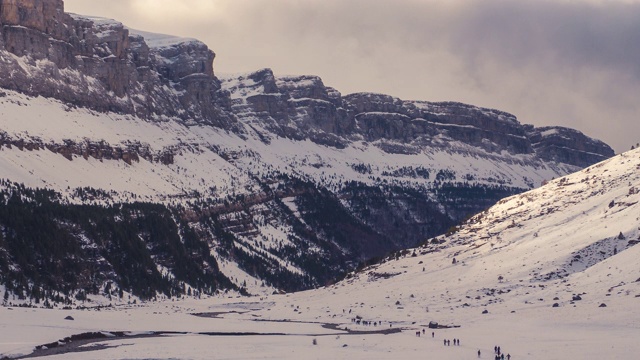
left=422, top=329, right=425, bottom=335
left=444, top=339, right=447, bottom=346
left=506, top=354, right=511, bottom=360
left=432, top=331, right=435, bottom=338
left=494, top=346, right=498, bottom=354
left=478, top=349, right=481, bottom=358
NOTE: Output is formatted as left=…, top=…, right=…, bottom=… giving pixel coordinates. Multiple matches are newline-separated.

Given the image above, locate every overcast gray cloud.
left=64, top=0, right=640, bottom=152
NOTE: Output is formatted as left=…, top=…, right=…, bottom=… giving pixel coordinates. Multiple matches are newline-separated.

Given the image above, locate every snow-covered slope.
left=292, top=147, right=639, bottom=319
left=0, top=89, right=574, bottom=202
left=1, top=149, right=638, bottom=359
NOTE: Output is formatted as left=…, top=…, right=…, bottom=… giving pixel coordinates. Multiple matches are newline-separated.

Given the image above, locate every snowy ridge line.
left=128, top=28, right=201, bottom=49
left=532, top=143, right=613, bottom=158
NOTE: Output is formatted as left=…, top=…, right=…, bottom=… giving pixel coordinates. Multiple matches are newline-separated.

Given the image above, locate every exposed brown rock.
left=0, top=0, right=65, bottom=36
left=0, top=0, right=240, bottom=130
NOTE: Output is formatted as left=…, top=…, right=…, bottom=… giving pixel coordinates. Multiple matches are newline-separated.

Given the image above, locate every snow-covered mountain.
left=0, top=1, right=616, bottom=301
left=1, top=147, right=637, bottom=360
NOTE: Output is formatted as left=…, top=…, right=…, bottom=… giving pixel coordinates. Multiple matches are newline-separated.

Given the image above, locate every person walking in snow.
left=506, top=354, right=511, bottom=360
left=478, top=349, right=481, bottom=358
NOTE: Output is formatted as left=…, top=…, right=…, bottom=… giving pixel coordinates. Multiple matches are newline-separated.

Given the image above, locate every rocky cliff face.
left=0, top=0, right=65, bottom=37
left=221, top=68, right=611, bottom=165
left=526, top=126, right=615, bottom=168
left=0, top=1, right=618, bottom=301
left=0, top=0, right=237, bottom=130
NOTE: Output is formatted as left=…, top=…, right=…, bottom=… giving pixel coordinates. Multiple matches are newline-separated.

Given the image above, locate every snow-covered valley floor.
left=1, top=290, right=638, bottom=360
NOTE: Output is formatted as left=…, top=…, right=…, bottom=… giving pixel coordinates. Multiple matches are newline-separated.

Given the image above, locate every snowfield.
left=1, top=148, right=638, bottom=359
left=0, top=89, right=574, bottom=205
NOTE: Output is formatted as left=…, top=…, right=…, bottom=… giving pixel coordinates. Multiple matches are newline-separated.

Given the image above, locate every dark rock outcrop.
left=1, top=0, right=66, bottom=37
left=526, top=126, right=615, bottom=168
left=0, top=133, right=176, bottom=164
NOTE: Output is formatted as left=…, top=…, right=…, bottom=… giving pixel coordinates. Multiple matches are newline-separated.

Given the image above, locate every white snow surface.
left=67, top=14, right=122, bottom=27
left=128, top=29, right=200, bottom=49
left=1, top=148, right=639, bottom=359
left=67, top=14, right=199, bottom=49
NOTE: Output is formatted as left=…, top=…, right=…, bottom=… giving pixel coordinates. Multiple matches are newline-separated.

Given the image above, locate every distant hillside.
left=317, top=147, right=640, bottom=323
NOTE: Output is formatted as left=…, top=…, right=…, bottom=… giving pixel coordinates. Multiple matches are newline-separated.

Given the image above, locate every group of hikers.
left=477, top=345, right=510, bottom=359
left=442, top=338, right=460, bottom=346
left=426, top=331, right=511, bottom=358
left=350, top=317, right=381, bottom=326
left=490, top=345, right=511, bottom=359
left=345, top=309, right=516, bottom=358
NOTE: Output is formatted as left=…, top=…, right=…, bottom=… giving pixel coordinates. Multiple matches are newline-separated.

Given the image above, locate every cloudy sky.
left=64, top=0, right=640, bottom=153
